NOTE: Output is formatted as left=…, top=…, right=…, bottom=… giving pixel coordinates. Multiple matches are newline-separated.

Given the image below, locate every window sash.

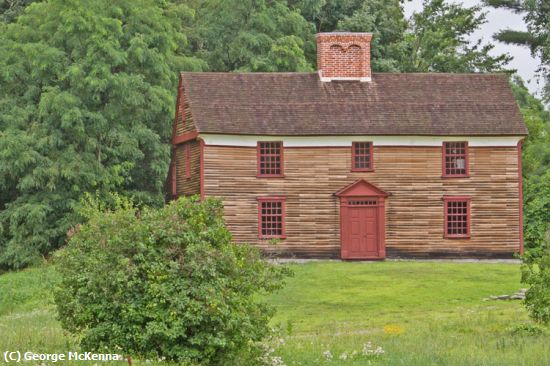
left=443, top=142, right=468, bottom=177
left=352, top=142, right=373, bottom=171
left=257, top=142, right=283, bottom=177
left=258, top=198, right=286, bottom=238
left=444, top=198, right=470, bottom=238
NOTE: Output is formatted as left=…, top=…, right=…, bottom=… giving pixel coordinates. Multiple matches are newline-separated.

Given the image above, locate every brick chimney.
left=316, top=32, right=373, bottom=82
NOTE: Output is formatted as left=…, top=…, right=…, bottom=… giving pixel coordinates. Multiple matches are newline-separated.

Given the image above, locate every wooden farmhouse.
left=166, top=32, right=528, bottom=259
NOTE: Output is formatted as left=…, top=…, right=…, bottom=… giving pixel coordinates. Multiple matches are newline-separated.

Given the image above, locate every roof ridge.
left=180, top=71, right=508, bottom=77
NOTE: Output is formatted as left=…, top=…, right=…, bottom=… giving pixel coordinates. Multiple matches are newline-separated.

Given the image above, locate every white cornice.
left=199, top=134, right=523, bottom=147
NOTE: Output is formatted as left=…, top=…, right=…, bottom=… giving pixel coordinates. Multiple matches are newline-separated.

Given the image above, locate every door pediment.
left=335, top=179, right=389, bottom=198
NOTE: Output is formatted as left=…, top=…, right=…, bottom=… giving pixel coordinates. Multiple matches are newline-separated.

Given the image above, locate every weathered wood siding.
left=174, top=77, right=197, bottom=136
left=175, top=140, right=201, bottom=197
left=203, top=145, right=520, bottom=258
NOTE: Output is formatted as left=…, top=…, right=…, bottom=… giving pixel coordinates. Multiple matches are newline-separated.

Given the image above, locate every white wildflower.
left=323, top=350, right=333, bottom=361
left=270, top=356, right=286, bottom=366
left=339, top=352, right=348, bottom=360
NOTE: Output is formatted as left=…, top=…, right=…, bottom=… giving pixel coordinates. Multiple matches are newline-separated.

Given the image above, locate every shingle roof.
left=181, top=72, right=528, bottom=136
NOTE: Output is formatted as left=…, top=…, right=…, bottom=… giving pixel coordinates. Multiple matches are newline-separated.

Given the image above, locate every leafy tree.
left=0, top=0, right=39, bottom=23
left=522, top=230, right=550, bottom=324
left=337, top=0, right=408, bottom=72
left=190, top=0, right=314, bottom=72
left=484, top=0, right=550, bottom=100
left=403, top=0, right=511, bottom=72
left=291, top=0, right=510, bottom=73
left=510, top=77, right=550, bottom=259
left=289, top=0, right=363, bottom=33
left=55, top=195, right=289, bottom=365
left=0, top=0, right=205, bottom=269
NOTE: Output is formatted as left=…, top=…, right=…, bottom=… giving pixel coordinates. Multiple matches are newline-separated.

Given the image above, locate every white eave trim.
left=199, top=134, right=523, bottom=147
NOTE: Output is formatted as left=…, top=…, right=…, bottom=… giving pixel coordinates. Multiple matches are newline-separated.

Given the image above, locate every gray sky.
left=403, top=0, right=542, bottom=97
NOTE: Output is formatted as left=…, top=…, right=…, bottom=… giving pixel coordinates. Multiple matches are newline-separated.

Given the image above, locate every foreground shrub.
left=54, top=195, right=289, bottom=365
left=522, top=231, right=550, bottom=324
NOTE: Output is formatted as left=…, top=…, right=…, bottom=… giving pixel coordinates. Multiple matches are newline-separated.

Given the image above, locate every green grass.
left=0, top=261, right=549, bottom=365
left=266, top=261, right=550, bottom=366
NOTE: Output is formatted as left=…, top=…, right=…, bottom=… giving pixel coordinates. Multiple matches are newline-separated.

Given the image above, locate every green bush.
left=523, top=171, right=550, bottom=259
left=522, top=231, right=550, bottom=324
left=54, top=195, right=290, bottom=365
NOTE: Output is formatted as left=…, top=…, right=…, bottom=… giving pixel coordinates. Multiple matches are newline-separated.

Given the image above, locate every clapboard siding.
left=174, top=76, right=197, bottom=136
left=175, top=140, right=200, bottom=196
left=203, top=145, right=520, bottom=258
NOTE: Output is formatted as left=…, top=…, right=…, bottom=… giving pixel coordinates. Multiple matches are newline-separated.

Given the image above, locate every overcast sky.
left=403, top=0, right=542, bottom=96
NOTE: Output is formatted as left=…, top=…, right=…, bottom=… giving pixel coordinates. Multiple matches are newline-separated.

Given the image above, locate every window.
left=443, top=197, right=471, bottom=238
left=257, top=197, right=286, bottom=238
left=443, top=142, right=468, bottom=177
left=185, top=143, right=191, bottom=178
left=352, top=142, right=373, bottom=171
left=257, top=142, right=283, bottom=177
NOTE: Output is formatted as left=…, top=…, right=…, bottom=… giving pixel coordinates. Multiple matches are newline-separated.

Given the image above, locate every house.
left=166, top=32, right=528, bottom=259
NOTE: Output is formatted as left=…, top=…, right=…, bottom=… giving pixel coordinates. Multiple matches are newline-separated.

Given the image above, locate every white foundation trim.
left=199, top=134, right=523, bottom=147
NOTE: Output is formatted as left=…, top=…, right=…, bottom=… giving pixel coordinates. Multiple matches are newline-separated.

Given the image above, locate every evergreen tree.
left=484, top=0, right=550, bottom=100
left=0, top=0, right=205, bottom=269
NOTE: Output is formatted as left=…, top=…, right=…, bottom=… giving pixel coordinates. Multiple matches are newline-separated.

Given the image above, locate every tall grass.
left=0, top=262, right=548, bottom=365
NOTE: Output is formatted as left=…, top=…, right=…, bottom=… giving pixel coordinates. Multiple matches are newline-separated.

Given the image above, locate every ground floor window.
left=443, top=196, right=471, bottom=238
left=257, top=197, right=286, bottom=239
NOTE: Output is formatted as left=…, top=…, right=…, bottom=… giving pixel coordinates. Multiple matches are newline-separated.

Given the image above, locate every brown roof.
left=181, top=72, right=527, bottom=136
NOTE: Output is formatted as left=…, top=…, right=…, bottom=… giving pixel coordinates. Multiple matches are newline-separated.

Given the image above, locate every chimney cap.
left=316, top=32, right=373, bottom=37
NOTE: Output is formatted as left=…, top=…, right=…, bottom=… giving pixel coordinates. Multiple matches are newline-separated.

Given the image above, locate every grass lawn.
left=1, top=261, right=549, bottom=365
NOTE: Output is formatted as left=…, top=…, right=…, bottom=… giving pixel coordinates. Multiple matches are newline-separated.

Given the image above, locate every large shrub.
left=54, top=196, right=289, bottom=365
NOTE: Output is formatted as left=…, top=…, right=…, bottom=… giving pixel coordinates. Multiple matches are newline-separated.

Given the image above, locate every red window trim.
left=442, top=196, right=471, bottom=239
left=257, top=141, right=284, bottom=178
left=185, top=143, right=191, bottom=178
left=257, top=197, right=286, bottom=239
left=351, top=142, right=374, bottom=172
left=442, top=141, right=469, bottom=178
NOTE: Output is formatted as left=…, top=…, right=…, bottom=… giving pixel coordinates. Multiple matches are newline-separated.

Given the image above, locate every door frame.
left=335, top=179, right=389, bottom=259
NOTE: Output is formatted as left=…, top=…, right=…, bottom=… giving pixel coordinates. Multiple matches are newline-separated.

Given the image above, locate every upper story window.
left=352, top=142, right=373, bottom=171
left=443, top=142, right=469, bottom=177
left=443, top=196, right=471, bottom=239
left=258, top=197, right=286, bottom=239
left=257, top=142, right=284, bottom=177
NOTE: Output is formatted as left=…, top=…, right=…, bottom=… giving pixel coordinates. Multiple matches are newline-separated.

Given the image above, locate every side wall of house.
left=175, top=140, right=201, bottom=197
left=168, top=75, right=201, bottom=198
left=203, top=145, right=520, bottom=258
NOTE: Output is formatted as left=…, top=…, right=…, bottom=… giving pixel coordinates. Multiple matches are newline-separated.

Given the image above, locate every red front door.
left=336, top=180, right=388, bottom=259
left=346, top=205, right=378, bottom=258
left=340, top=198, right=385, bottom=259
